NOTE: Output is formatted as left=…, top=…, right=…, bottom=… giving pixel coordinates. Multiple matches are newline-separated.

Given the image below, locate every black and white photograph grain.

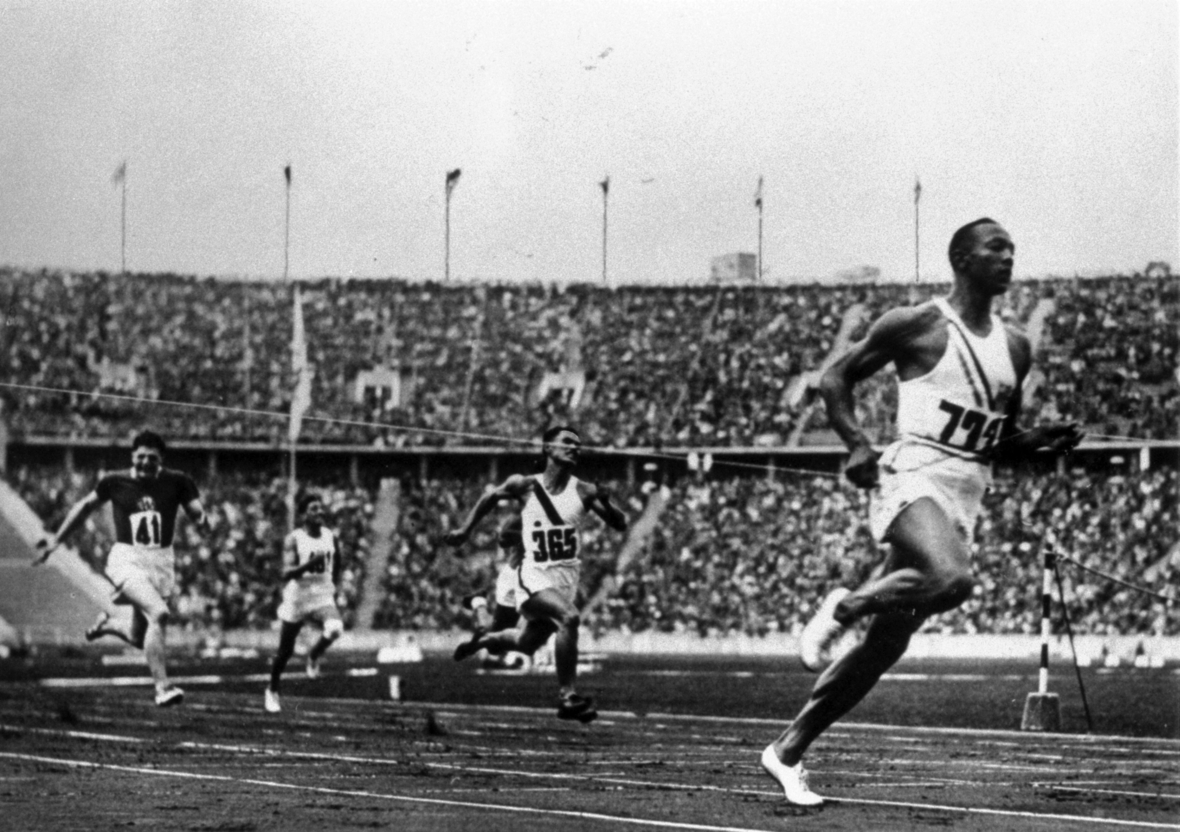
left=0, top=1, right=1177, bottom=830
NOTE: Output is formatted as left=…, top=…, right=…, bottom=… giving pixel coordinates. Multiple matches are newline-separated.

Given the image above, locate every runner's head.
left=298, top=493, right=325, bottom=528
left=130, top=430, right=166, bottom=479
left=541, top=425, right=582, bottom=470
left=948, top=217, right=1014, bottom=296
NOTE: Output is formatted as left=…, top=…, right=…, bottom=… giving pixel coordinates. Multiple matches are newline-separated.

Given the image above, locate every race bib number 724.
left=938, top=400, right=1002, bottom=453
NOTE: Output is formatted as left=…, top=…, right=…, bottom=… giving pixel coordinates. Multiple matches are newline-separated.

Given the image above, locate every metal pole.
left=914, top=181, right=920, bottom=283
left=284, top=178, right=290, bottom=282
left=445, top=193, right=451, bottom=282
left=757, top=204, right=764, bottom=281
left=602, top=189, right=608, bottom=284
left=1038, top=546, right=1055, bottom=695
left=121, top=178, right=127, bottom=275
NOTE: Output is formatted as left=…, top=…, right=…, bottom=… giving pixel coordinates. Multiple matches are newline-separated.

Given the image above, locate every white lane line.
left=4, top=725, right=1178, bottom=829
left=23, top=682, right=1180, bottom=749
left=0, top=752, right=780, bottom=832
left=37, top=668, right=377, bottom=688
left=1035, top=784, right=1180, bottom=801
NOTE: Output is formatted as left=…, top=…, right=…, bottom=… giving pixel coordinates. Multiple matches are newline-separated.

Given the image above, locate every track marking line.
left=4, top=724, right=1177, bottom=829
left=36, top=668, right=377, bottom=688
left=20, top=683, right=1180, bottom=748
left=0, top=752, right=788, bottom=832
left=1035, top=784, right=1180, bottom=801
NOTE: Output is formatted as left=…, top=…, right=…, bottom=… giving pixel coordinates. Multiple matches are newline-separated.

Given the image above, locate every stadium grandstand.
left=0, top=267, right=1176, bottom=645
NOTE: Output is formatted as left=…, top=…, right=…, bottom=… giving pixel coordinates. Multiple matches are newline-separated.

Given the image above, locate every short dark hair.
left=297, top=493, right=323, bottom=516
left=542, top=425, right=580, bottom=444
left=948, top=217, right=1000, bottom=265
left=131, top=430, right=166, bottom=455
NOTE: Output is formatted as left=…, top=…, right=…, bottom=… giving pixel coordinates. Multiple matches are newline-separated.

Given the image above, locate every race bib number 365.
left=532, top=528, right=578, bottom=563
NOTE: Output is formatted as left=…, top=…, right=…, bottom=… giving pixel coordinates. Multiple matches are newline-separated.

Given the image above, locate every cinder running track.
left=1, top=653, right=1177, bottom=831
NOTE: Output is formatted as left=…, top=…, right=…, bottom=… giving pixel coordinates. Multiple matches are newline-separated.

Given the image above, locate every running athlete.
left=454, top=513, right=525, bottom=661
left=34, top=430, right=209, bottom=707
left=761, top=219, right=1083, bottom=806
left=264, top=492, right=345, bottom=714
left=443, top=426, right=627, bottom=723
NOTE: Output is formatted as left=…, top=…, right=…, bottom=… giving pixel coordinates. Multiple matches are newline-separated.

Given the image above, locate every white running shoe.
left=154, top=686, right=185, bottom=708
left=798, top=587, right=851, bottom=672
left=264, top=688, right=281, bottom=714
left=760, top=745, right=824, bottom=807
left=306, top=656, right=321, bottom=679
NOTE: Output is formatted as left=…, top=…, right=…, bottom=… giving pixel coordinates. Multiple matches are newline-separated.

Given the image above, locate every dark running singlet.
left=95, top=469, right=200, bottom=549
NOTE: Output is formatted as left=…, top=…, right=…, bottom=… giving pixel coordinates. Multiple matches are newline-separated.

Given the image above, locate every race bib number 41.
left=130, top=510, right=164, bottom=548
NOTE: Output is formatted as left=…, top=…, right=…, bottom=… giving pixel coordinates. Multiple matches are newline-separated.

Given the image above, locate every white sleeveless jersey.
left=520, top=475, right=587, bottom=567
left=289, top=526, right=336, bottom=591
left=895, top=298, right=1019, bottom=461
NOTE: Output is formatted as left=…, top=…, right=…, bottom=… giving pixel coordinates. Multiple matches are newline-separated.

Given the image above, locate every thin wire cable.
left=1051, top=555, right=1094, bottom=733
left=0, top=381, right=844, bottom=480
left=1048, top=546, right=1176, bottom=603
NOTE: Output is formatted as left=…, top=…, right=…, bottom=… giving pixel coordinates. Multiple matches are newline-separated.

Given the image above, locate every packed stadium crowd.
left=11, top=460, right=1177, bottom=637
left=3, top=267, right=1175, bottom=638
left=1, top=267, right=1175, bottom=447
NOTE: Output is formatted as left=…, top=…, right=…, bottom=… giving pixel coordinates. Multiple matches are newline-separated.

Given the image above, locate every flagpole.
left=600, top=176, right=609, bottom=284
left=757, top=201, right=763, bottom=282
left=914, top=177, right=921, bottom=284
left=120, top=174, right=127, bottom=275
left=445, top=169, right=461, bottom=282
left=754, top=176, right=764, bottom=281
left=284, top=164, right=296, bottom=529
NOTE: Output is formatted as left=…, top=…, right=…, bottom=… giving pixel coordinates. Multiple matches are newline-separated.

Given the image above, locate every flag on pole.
left=446, top=168, right=462, bottom=198
left=600, top=175, right=610, bottom=195
left=914, top=177, right=922, bottom=204
left=289, top=284, right=313, bottom=442
left=754, top=176, right=763, bottom=209
left=112, top=161, right=127, bottom=185
left=284, top=164, right=292, bottom=185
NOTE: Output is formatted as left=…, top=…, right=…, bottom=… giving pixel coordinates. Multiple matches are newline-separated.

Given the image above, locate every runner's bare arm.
left=581, top=481, right=627, bottom=531
left=444, top=475, right=531, bottom=547
left=280, top=532, right=320, bottom=582
left=183, top=496, right=211, bottom=533
left=819, top=307, right=924, bottom=488
left=34, top=490, right=104, bottom=565
left=989, top=328, right=1082, bottom=462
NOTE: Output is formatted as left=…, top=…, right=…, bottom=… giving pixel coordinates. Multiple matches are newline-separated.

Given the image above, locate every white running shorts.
left=106, top=543, right=176, bottom=602
left=516, top=559, right=580, bottom=611
left=870, top=440, right=989, bottom=545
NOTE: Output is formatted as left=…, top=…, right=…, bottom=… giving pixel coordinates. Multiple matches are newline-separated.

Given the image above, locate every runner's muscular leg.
left=774, top=610, right=923, bottom=765
left=116, top=577, right=173, bottom=691
left=834, top=497, right=974, bottom=626
left=476, top=589, right=571, bottom=665
left=520, top=588, right=581, bottom=691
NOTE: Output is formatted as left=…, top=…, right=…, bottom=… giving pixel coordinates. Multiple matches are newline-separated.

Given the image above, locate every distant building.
left=710, top=252, right=757, bottom=283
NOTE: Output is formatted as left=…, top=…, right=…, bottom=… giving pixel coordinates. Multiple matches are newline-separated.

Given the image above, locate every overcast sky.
left=1, top=0, right=1176, bottom=285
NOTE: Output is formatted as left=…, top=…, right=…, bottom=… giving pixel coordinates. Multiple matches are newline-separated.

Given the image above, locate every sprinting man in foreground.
left=35, top=430, right=209, bottom=707
left=265, top=492, right=345, bottom=713
left=762, top=219, right=1082, bottom=805
left=444, top=426, right=627, bottom=723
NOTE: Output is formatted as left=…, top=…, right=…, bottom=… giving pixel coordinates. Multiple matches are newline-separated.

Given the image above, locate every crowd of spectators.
left=4, top=265, right=1175, bottom=637
left=11, top=459, right=1177, bottom=637
left=1, top=267, right=1175, bottom=448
